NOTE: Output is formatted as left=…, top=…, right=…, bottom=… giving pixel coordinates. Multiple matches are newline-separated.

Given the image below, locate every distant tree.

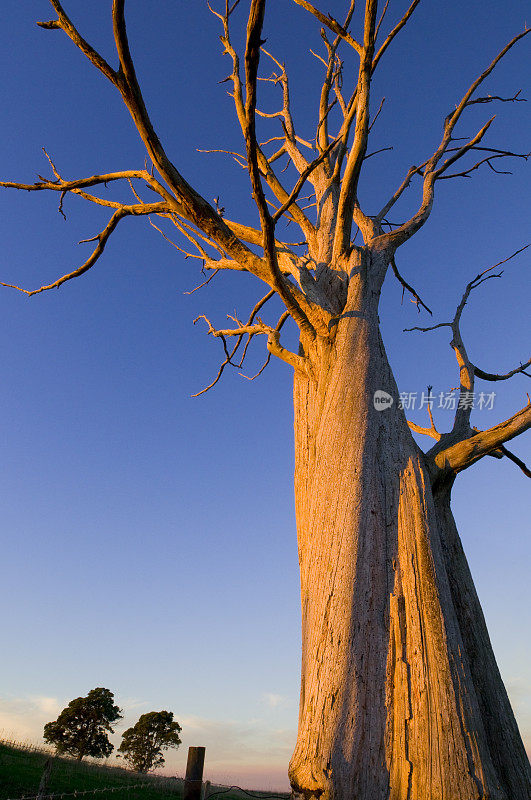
left=43, top=687, right=122, bottom=761
left=117, top=711, right=182, bottom=773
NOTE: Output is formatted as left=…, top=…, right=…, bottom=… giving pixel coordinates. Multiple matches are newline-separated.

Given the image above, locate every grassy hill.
left=0, top=741, right=181, bottom=800
left=0, top=741, right=289, bottom=800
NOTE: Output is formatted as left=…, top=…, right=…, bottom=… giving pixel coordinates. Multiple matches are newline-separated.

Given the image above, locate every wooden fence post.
left=184, top=746, right=205, bottom=800
left=37, top=756, right=54, bottom=799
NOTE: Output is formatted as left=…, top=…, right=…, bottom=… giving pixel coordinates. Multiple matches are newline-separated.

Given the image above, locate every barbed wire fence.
left=204, top=787, right=288, bottom=800
left=5, top=783, right=156, bottom=800
left=1, top=740, right=289, bottom=800
left=3, top=784, right=289, bottom=800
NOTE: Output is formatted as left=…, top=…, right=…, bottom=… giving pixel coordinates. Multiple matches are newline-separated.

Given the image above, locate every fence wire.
left=4, top=785, right=288, bottom=800
left=5, top=785, right=152, bottom=800
left=205, top=787, right=287, bottom=800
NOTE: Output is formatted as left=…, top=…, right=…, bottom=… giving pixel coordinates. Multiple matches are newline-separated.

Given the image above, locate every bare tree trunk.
left=289, top=306, right=530, bottom=800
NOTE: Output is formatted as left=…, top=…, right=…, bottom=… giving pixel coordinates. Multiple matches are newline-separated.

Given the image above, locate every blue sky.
left=0, top=1, right=529, bottom=789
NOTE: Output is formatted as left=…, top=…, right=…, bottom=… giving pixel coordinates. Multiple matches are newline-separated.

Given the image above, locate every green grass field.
left=0, top=741, right=289, bottom=800
left=0, top=741, right=181, bottom=800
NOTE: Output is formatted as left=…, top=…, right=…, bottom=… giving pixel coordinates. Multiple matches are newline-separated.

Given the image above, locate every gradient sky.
left=0, top=1, right=529, bottom=790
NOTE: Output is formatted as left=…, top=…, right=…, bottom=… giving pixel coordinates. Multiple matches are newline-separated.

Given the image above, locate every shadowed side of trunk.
left=435, top=489, right=531, bottom=798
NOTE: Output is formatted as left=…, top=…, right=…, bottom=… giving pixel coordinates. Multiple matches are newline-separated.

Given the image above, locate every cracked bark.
left=289, top=266, right=530, bottom=800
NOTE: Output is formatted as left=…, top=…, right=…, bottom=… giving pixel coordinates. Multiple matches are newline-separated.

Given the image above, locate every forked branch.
left=193, top=302, right=311, bottom=396
left=406, top=246, right=530, bottom=440
left=332, top=0, right=378, bottom=257
left=381, top=28, right=530, bottom=250
left=244, top=0, right=319, bottom=339
left=212, top=0, right=318, bottom=242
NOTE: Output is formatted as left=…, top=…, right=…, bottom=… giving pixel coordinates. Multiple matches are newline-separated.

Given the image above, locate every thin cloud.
left=262, top=693, right=287, bottom=709
left=0, top=695, right=62, bottom=741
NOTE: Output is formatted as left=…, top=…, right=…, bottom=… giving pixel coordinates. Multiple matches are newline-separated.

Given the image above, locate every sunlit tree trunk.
left=288, top=267, right=530, bottom=800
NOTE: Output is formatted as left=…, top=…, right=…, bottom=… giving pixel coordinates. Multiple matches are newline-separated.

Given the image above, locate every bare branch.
left=385, top=119, right=495, bottom=249
left=240, top=351, right=271, bottom=380
left=371, top=0, right=421, bottom=73
left=191, top=310, right=256, bottom=398
left=272, top=136, right=340, bottom=222
left=382, top=28, right=530, bottom=250
left=39, top=1, right=118, bottom=85
left=442, top=90, right=526, bottom=128
left=109, top=0, right=282, bottom=285
left=391, top=257, right=432, bottom=315
left=407, top=386, right=440, bottom=441
left=267, top=325, right=312, bottom=375
left=474, top=359, right=531, bottom=382
left=197, top=147, right=248, bottom=170
left=407, top=245, right=529, bottom=441
left=193, top=302, right=309, bottom=395
left=435, top=29, right=530, bottom=147
left=407, top=420, right=441, bottom=442
left=193, top=287, right=277, bottom=395
left=333, top=0, right=379, bottom=256
left=191, top=356, right=232, bottom=397
left=403, top=322, right=451, bottom=334
left=184, top=269, right=220, bottom=295
left=438, top=150, right=529, bottom=180
left=240, top=309, right=290, bottom=379
left=291, top=0, right=362, bottom=54
left=195, top=315, right=270, bottom=339
left=368, top=97, right=386, bottom=132
left=0, top=168, right=153, bottom=195
left=497, top=445, right=531, bottom=478
left=432, top=400, right=531, bottom=474
left=213, top=0, right=317, bottom=241
left=37, top=2, right=279, bottom=285
left=315, top=39, right=341, bottom=156
left=376, top=163, right=425, bottom=223
left=260, top=48, right=310, bottom=174
left=374, top=0, right=391, bottom=42
left=377, top=142, right=527, bottom=227
left=149, top=218, right=208, bottom=261
left=0, top=204, right=159, bottom=295
left=332, top=60, right=348, bottom=118
left=433, top=116, right=496, bottom=178
left=243, top=0, right=319, bottom=338
left=313, top=2, right=355, bottom=159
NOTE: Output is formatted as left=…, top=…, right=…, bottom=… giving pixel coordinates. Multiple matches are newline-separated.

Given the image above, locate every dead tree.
left=2, top=2, right=530, bottom=798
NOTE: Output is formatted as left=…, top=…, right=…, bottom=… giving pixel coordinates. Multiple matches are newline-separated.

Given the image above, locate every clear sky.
left=0, top=1, right=529, bottom=790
